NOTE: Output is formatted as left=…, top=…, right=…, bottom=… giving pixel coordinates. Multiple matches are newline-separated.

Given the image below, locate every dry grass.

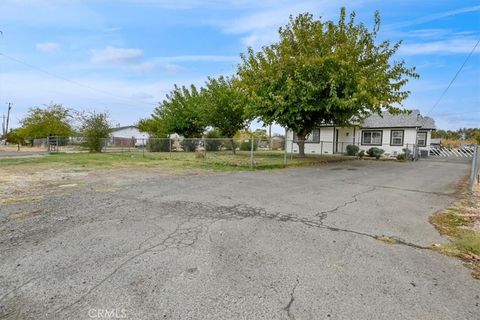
left=0, top=151, right=350, bottom=170
left=430, top=183, right=480, bottom=279
left=376, top=235, right=397, bottom=244
left=0, top=195, right=44, bottom=205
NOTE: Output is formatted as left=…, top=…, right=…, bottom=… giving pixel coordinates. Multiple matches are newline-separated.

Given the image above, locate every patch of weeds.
left=376, top=235, right=397, bottom=244
left=450, top=231, right=480, bottom=256
left=430, top=211, right=471, bottom=237
left=430, top=185, right=480, bottom=279
left=0, top=195, right=44, bottom=205
left=8, top=209, right=45, bottom=220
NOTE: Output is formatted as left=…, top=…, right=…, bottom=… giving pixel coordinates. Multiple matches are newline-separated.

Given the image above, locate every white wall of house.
left=286, top=127, right=432, bottom=156
left=111, top=127, right=149, bottom=140
left=110, top=127, right=149, bottom=146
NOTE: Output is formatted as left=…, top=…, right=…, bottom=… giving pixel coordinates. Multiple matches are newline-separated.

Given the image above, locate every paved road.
left=1, top=160, right=478, bottom=319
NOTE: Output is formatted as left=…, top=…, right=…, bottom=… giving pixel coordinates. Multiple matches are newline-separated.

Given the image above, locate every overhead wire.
left=426, top=38, right=480, bottom=115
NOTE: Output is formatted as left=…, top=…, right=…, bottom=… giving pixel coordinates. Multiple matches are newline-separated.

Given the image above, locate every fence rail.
left=470, top=145, right=480, bottom=192
left=430, top=145, right=476, bottom=158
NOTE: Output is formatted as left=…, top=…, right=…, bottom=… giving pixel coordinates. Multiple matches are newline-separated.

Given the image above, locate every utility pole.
left=5, top=102, right=12, bottom=136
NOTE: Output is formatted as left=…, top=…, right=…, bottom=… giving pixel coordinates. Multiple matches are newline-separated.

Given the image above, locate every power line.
left=432, top=110, right=480, bottom=117
left=0, top=52, right=159, bottom=107
left=427, top=38, right=480, bottom=115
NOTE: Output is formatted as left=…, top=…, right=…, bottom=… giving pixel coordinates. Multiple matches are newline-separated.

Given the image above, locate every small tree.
left=18, top=104, right=74, bottom=140
left=202, top=76, right=249, bottom=154
left=80, top=112, right=111, bottom=152
left=6, top=129, right=24, bottom=150
left=474, top=132, right=480, bottom=144
left=138, top=118, right=168, bottom=138
left=150, top=85, right=207, bottom=138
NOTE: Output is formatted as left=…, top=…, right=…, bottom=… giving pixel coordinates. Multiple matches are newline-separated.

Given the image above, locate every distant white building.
left=110, top=126, right=149, bottom=147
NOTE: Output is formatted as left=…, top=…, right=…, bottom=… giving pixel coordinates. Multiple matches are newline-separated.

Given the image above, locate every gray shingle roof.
left=360, top=110, right=435, bottom=129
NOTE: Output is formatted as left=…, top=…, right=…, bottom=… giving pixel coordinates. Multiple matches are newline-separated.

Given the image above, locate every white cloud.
left=163, top=63, right=185, bottom=74
left=35, top=42, right=60, bottom=53
left=127, top=62, right=156, bottom=73
left=131, top=92, right=155, bottom=100
left=90, top=46, right=143, bottom=64
left=387, top=5, right=480, bottom=29
left=152, top=55, right=239, bottom=63
left=400, top=38, right=480, bottom=55
left=210, top=0, right=367, bottom=48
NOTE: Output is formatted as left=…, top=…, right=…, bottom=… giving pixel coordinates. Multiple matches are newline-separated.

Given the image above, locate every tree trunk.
left=230, top=138, right=236, bottom=155
left=296, top=130, right=307, bottom=158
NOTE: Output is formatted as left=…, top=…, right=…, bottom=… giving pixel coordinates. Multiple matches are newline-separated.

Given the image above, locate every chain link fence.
left=29, top=136, right=358, bottom=168
left=31, top=136, right=479, bottom=170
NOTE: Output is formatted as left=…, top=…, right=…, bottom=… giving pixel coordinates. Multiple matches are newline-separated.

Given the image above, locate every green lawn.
left=0, top=151, right=351, bottom=171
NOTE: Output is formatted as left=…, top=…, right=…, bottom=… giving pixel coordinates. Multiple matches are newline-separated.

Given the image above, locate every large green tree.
left=237, top=9, right=418, bottom=156
left=201, top=76, right=249, bottom=153
left=150, top=84, right=207, bottom=138
left=18, top=104, right=74, bottom=140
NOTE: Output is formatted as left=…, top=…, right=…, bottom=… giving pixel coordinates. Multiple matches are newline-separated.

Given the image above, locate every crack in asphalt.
left=315, top=187, right=377, bottom=219
left=55, top=216, right=203, bottom=316
left=283, top=278, right=299, bottom=320
left=0, top=277, right=37, bottom=304
left=341, top=180, right=454, bottom=197
left=12, top=187, right=431, bottom=315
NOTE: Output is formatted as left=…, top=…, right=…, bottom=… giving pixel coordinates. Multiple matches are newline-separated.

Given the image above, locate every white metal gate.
left=429, top=145, right=476, bottom=158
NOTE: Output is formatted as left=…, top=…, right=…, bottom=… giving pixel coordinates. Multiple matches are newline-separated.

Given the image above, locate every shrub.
left=239, top=139, right=258, bottom=151
left=222, top=139, right=237, bottom=151
left=358, top=150, right=365, bottom=159
left=148, top=138, right=171, bottom=152
left=195, top=151, right=205, bottom=159
left=80, top=112, right=111, bottom=152
left=396, top=153, right=406, bottom=161
left=367, top=147, right=384, bottom=159
left=346, top=144, right=359, bottom=156
left=205, top=131, right=222, bottom=151
left=180, top=139, right=198, bottom=152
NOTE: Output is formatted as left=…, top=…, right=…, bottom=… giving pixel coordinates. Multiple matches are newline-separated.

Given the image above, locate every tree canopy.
left=80, top=112, right=111, bottom=152
left=17, top=104, right=74, bottom=140
left=237, top=8, right=418, bottom=156
left=149, top=84, right=207, bottom=138
left=201, top=76, right=249, bottom=138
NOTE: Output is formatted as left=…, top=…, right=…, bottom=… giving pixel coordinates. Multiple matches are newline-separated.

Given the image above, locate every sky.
left=0, top=0, right=479, bottom=133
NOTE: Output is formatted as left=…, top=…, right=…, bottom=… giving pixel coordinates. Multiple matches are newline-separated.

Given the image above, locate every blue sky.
left=0, top=0, right=479, bottom=132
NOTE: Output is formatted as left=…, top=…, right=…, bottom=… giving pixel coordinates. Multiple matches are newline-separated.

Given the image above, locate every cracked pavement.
left=1, top=159, right=479, bottom=319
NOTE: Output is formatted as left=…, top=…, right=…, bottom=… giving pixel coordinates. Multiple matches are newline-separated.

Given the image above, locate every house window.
left=361, top=130, right=382, bottom=146
left=417, top=131, right=427, bottom=147
left=293, top=129, right=320, bottom=143
left=390, top=130, right=404, bottom=146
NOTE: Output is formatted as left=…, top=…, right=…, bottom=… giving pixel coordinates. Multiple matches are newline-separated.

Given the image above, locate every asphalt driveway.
left=0, top=159, right=478, bottom=319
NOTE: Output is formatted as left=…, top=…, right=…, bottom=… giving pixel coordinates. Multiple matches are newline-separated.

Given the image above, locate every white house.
left=286, top=110, right=435, bottom=157
left=110, top=126, right=150, bottom=147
